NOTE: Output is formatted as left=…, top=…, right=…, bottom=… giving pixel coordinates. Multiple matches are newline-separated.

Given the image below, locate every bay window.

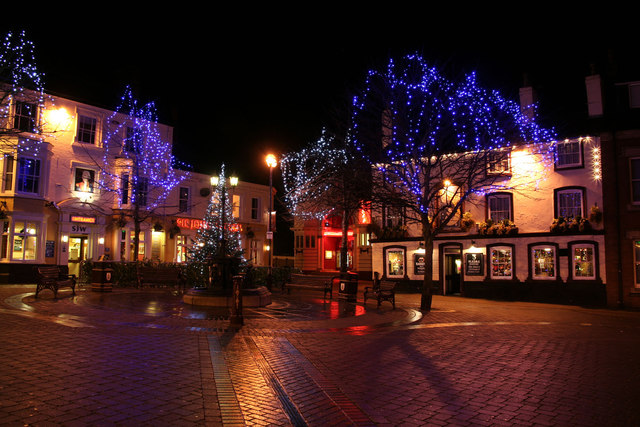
left=12, top=220, right=38, bottom=260
left=16, top=157, right=41, bottom=194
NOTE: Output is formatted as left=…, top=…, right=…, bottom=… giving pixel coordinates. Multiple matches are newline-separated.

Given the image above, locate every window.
left=251, top=197, right=259, bottom=220
left=232, top=194, right=240, bottom=219
left=179, top=187, right=190, bottom=212
left=74, top=168, right=95, bottom=193
left=571, top=242, right=596, bottom=280
left=384, top=205, right=404, bottom=228
left=121, top=174, right=129, bottom=205
left=489, top=245, right=513, bottom=279
left=487, top=151, right=511, bottom=175
left=1, top=220, right=9, bottom=259
left=135, top=177, right=148, bottom=206
left=175, top=235, right=187, bottom=263
left=16, top=157, right=40, bottom=194
left=386, top=248, right=405, bottom=277
left=12, top=220, right=38, bottom=260
left=77, top=115, right=97, bottom=144
left=487, top=193, right=512, bottom=222
left=635, top=241, right=640, bottom=287
left=631, top=158, right=640, bottom=204
left=530, top=244, right=556, bottom=280
left=305, top=235, right=316, bottom=249
left=555, top=140, right=583, bottom=168
left=124, top=126, right=141, bottom=153
left=130, top=230, right=145, bottom=261
left=14, top=101, right=36, bottom=132
left=295, top=235, right=304, bottom=249
left=629, top=83, right=640, bottom=109
left=555, top=187, right=584, bottom=218
left=359, top=232, right=370, bottom=247
left=3, top=155, right=14, bottom=191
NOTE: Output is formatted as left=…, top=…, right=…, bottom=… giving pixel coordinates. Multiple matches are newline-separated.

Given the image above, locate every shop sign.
left=414, top=253, right=426, bottom=275
left=465, top=253, right=484, bottom=276
left=176, top=217, right=205, bottom=230
left=71, top=215, right=96, bottom=223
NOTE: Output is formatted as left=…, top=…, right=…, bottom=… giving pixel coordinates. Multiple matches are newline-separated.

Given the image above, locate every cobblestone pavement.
left=1, top=283, right=640, bottom=426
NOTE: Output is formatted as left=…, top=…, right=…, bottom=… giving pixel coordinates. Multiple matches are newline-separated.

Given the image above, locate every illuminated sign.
left=323, top=230, right=354, bottom=237
left=70, top=215, right=96, bottom=224
left=176, top=217, right=242, bottom=233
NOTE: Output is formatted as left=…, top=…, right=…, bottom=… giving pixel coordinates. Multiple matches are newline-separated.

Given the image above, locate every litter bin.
left=338, top=272, right=358, bottom=301
left=91, top=261, right=114, bottom=292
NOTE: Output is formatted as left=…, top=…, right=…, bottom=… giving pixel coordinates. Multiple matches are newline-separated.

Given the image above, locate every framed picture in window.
left=75, top=168, right=95, bottom=193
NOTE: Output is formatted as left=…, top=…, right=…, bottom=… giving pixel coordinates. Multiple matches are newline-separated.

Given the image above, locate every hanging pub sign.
left=414, top=253, right=426, bottom=275
left=465, top=253, right=484, bottom=276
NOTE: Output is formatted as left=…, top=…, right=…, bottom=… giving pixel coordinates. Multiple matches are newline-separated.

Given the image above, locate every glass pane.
left=387, top=250, right=404, bottom=276
left=574, top=247, right=594, bottom=278
left=491, top=248, right=512, bottom=277
left=24, top=235, right=37, bottom=260
left=533, top=248, right=555, bottom=278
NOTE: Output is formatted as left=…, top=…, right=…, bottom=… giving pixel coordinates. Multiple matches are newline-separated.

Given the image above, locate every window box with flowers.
left=478, top=219, right=519, bottom=236
left=550, top=216, right=592, bottom=234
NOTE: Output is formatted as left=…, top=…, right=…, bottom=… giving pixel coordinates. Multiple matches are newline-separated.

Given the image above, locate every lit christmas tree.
left=188, top=164, right=244, bottom=290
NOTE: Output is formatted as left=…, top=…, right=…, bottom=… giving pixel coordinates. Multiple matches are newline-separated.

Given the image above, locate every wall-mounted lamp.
left=61, top=235, right=69, bottom=243
left=98, top=237, right=105, bottom=245
left=416, top=242, right=426, bottom=254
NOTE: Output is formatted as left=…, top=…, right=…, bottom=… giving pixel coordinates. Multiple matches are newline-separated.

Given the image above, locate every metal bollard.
left=230, top=275, right=244, bottom=327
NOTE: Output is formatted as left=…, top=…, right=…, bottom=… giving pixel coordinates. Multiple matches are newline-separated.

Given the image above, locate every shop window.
left=16, top=157, right=40, bottom=194
left=555, top=187, right=585, bottom=218
left=635, top=241, right=640, bottom=287
left=555, top=140, right=583, bottom=169
left=12, top=220, right=38, bottom=260
left=530, top=244, right=557, bottom=280
left=179, top=187, right=190, bottom=212
left=251, top=197, right=259, bottom=220
left=76, top=115, right=97, bottom=144
left=571, top=242, right=596, bottom=280
left=249, top=240, right=260, bottom=264
left=175, top=235, right=187, bottom=262
left=13, top=101, right=37, bottom=132
left=487, top=193, right=512, bottom=222
left=130, top=230, right=145, bottom=261
left=631, top=158, right=640, bottom=204
left=489, top=245, right=513, bottom=279
left=3, top=155, right=14, bottom=192
left=487, top=150, right=511, bottom=175
left=385, top=247, right=405, bottom=278
left=74, top=167, right=95, bottom=193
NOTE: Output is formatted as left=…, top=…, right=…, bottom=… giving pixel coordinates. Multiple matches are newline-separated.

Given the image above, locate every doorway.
left=443, top=250, right=462, bottom=295
left=68, top=236, right=88, bottom=278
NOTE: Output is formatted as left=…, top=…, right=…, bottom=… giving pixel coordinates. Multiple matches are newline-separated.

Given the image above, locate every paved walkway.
left=1, top=283, right=640, bottom=426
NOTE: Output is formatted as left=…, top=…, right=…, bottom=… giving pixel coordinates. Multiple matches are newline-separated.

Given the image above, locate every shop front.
left=58, top=213, right=106, bottom=277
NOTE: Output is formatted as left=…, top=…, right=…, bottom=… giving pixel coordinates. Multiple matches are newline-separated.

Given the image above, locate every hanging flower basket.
left=153, top=221, right=163, bottom=232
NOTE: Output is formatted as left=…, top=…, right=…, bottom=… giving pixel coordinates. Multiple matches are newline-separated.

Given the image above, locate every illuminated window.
left=74, top=167, right=95, bottom=193
left=490, top=245, right=513, bottom=279
left=555, top=140, right=583, bottom=168
left=232, top=194, right=240, bottom=218
left=487, top=193, right=512, bottom=222
left=571, top=243, right=596, bottom=280
left=13, top=101, right=37, bottom=132
left=130, top=231, right=145, bottom=261
left=487, top=151, right=511, bottom=175
left=555, top=188, right=584, bottom=218
left=1, top=220, right=9, bottom=259
left=16, top=157, right=40, bottom=194
left=359, top=232, right=370, bottom=247
left=175, top=235, right=187, bottom=262
left=631, top=158, right=640, bottom=204
left=12, top=220, right=38, bottom=261
left=530, top=245, right=556, bottom=280
left=386, top=248, right=405, bottom=277
left=77, top=115, right=97, bottom=144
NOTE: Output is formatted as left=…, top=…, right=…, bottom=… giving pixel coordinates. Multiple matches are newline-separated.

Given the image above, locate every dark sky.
left=2, top=11, right=635, bottom=188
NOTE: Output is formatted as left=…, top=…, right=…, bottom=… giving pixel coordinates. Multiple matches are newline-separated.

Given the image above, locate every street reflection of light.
left=145, top=301, right=161, bottom=314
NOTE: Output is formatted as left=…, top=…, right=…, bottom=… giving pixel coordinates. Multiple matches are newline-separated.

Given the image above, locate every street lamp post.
left=265, top=154, right=277, bottom=291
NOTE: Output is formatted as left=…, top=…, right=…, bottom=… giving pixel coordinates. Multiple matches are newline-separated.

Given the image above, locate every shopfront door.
left=68, top=236, right=88, bottom=278
left=444, top=253, right=461, bottom=295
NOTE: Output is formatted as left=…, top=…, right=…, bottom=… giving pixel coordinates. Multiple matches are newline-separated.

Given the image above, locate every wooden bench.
left=284, top=274, right=338, bottom=300
left=363, top=280, right=396, bottom=308
left=137, top=266, right=184, bottom=289
left=34, top=265, right=76, bottom=298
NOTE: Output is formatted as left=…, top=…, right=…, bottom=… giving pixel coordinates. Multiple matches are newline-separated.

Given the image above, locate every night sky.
left=1, top=12, right=635, bottom=221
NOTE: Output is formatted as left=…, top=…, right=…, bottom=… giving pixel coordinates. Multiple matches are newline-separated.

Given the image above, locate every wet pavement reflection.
left=79, top=289, right=368, bottom=321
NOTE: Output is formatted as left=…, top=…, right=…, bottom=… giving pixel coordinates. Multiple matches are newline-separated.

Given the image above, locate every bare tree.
left=352, top=54, right=556, bottom=311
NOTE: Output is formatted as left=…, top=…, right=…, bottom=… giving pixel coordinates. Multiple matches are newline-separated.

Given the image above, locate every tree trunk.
left=132, top=203, right=140, bottom=262
left=420, top=220, right=434, bottom=312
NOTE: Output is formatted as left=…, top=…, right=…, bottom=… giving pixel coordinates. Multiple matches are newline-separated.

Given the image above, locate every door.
left=68, top=236, right=88, bottom=278
left=444, top=254, right=461, bottom=294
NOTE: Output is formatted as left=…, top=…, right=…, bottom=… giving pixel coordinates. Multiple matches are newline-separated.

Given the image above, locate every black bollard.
left=229, top=275, right=244, bottom=327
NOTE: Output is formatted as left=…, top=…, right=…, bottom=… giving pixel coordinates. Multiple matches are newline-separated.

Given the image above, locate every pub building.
left=0, top=90, right=272, bottom=283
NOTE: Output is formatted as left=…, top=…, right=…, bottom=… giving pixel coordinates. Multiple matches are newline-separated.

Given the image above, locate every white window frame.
left=486, top=150, right=511, bottom=175
left=251, top=197, right=260, bottom=220
left=531, top=245, right=557, bottom=280
left=487, top=193, right=512, bottom=222
left=73, top=166, right=96, bottom=193
left=555, top=140, right=583, bottom=169
left=385, top=247, right=405, bottom=278
left=76, top=115, right=97, bottom=144
left=556, top=188, right=584, bottom=218
left=489, top=246, right=513, bottom=280
left=178, top=186, right=190, bottom=213
left=13, top=100, right=38, bottom=133
left=571, top=243, right=596, bottom=281
left=3, top=154, right=15, bottom=192
left=16, top=156, right=41, bottom=195
left=11, top=219, right=40, bottom=261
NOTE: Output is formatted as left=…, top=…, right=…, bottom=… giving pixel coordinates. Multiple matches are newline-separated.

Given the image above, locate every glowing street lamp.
left=265, top=154, right=277, bottom=290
